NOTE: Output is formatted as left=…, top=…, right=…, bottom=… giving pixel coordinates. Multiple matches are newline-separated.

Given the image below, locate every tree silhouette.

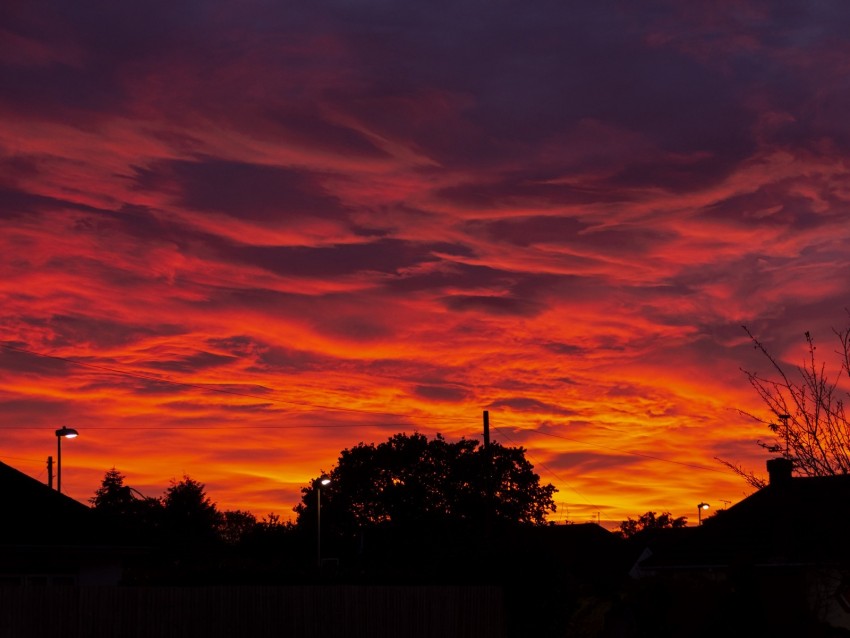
left=718, top=321, right=850, bottom=488
left=90, top=467, right=164, bottom=539
left=293, top=432, right=557, bottom=566
left=239, top=512, right=294, bottom=546
left=90, top=467, right=135, bottom=514
left=616, top=511, right=688, bottom=538
left=161, top=474, right=223, bottom=548
left=218, top=509, right=257, bottom=545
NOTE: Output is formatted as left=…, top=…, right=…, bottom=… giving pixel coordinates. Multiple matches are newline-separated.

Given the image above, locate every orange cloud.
left=2, top=0, right=850, bottom=530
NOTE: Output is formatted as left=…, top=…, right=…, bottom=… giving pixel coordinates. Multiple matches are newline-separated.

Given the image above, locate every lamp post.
left=55, top=426, right=79, bottom=493
left=697, top=502, right=710, bottom=525
left=317, top=475, right=331, bottom=569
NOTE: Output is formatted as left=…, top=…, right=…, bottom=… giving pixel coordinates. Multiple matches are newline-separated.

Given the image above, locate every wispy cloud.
left=2, top=0, right=849, bottom=525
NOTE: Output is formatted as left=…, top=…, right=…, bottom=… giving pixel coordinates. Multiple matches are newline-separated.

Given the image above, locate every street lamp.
left=317, top=475, right=331, bottom=569
left=55, top=426, right=78, bottom=494
left=697, top=502, right=710, bottom=525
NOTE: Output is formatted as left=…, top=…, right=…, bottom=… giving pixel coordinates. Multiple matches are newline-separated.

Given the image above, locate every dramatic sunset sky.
left=2, top=1, right=850, bottom=529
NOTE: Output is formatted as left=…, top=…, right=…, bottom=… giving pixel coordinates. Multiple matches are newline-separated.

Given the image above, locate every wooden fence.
left=0, top=585, right=506, bottom=638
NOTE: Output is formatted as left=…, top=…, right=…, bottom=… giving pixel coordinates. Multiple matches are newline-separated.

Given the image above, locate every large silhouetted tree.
left=161, top=474, right=223, bottom=548
left=293, top=432, right=557, bottom=554
left=718, top=320, right=850, bottom=488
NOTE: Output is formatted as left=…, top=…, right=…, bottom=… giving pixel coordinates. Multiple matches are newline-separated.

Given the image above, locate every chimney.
left=766, top=457, right=793, bottom=487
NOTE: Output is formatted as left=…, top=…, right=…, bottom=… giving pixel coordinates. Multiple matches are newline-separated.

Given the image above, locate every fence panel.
left=0, top=585, right=506, bottom=638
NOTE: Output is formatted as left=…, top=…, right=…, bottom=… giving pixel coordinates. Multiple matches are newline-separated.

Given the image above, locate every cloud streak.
left=2, top=0, right=850, bottom=527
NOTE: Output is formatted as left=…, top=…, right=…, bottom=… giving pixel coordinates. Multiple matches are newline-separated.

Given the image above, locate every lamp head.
left=698, top=502, right=710, bottom=510
left=56, top=426, right=79, bottom=439
left=319, top=475, right=331, bottom=486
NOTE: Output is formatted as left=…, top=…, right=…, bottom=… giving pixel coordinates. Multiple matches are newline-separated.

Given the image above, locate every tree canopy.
left=85, top=434, right=557, bottom=580
left=89, top=470, right=257, bottom=548
left=89, top=467, right=164, bottom=539
left=616, top=511, right=688, bottom=538
left=89, top=467, right=135, bottom=514
left=293, top=432, right=557, bottom=541
left=161, top=474, right=224, bottom=546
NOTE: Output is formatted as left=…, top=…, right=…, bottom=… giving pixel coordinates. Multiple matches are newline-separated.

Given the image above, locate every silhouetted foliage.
left=616, top=511, right=688, bottom=538
left=259, top=512, right=285, bottom=528
left=229, top=513, right=307, bottom=581
left=90, top=467, right=134, bottom=514
left=238, top=512, right=295, bottom=547
left=293, top=432, right=557, bottom=571
left=90, top=467, right=164, bottom=539
left=218, top=509, right=257, bottom=545
left=719, top=320, right=850, bottom=488
left=161, top=474, right=223, bottom=548
left=87, top=471, right=311, bottom=584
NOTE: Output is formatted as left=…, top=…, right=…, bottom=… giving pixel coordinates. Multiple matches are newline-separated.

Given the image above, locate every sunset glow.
left=3, top=1, right=850, bottom=529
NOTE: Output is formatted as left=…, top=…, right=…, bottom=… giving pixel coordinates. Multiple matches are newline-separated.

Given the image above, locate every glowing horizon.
left=3, top=1, right=850, bottom=530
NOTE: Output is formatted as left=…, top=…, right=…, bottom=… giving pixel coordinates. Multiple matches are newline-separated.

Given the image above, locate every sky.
left=2, top=0, right=850, bottom=529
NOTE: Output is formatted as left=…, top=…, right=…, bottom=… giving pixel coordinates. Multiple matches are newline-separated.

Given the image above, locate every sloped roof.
left=638, top=465, right=850, bottom=571
left=705, top=472, right=850, bottom=564
left=0, top=459, right=114, bottom=546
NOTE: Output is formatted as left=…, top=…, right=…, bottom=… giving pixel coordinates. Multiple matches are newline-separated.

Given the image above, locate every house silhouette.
left=631, top=457, right=850, bottom=634
left=0, top=459, right=136, bottom=586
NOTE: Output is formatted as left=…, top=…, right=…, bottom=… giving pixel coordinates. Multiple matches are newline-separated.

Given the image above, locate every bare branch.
left=719, top=323, right=850, bottom=484
left=714, top=457, right=767, bottom=490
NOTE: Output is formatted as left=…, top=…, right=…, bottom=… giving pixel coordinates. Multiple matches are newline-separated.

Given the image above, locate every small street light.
left=55, top=426, right=79, bottom=494
left=317, top=475, right=331, bottom=569
left=697, top=502, right=710, bottom=525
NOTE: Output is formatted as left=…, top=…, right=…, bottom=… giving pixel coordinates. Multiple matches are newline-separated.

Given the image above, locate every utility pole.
left=47, top=456, right=54, bottom=489
left=482, top=410, right=490, bottom=450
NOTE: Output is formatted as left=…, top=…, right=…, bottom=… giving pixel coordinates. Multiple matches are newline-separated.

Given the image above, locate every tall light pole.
left=317, top=475, right=331, bottom=569
left=697, top=502, right=710, bottom=525
left=55, top=426, right=78, bottom=493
